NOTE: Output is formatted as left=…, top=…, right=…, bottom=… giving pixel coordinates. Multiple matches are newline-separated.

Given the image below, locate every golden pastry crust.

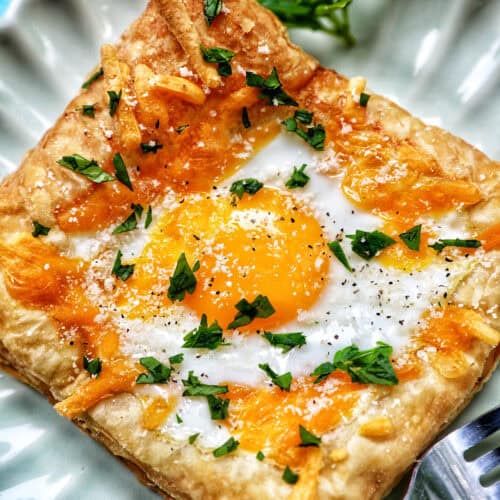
left=0, top=1, right=499, bottom=499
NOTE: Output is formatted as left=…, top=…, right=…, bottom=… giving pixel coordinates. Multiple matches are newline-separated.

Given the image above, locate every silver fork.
left=405, top=405, right=500, bottom=499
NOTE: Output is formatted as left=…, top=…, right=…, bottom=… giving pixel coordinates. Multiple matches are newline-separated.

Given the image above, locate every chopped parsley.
left=188, top=433, right=200, bottom=444
left=113, top=153, right=133, bottom=191
left=256, top=451, right=265, bottom=461
left=182, top=371, right=228, bottom=397
left=282, top=466, right=299, bottom=484
left=136, top=356, right=171, bottom=384
left=204, top=0, right=223, bottom=26
left=229, top=178, right=263, bottom=200
left=182, top=314, right=226, bottom=350
left=107, top=90, right=122, bottom=116
left=213, top=436, right=239, bottom=457
left=144, top=205, right=153, bottom=229
left=57, top=154, right=115, bottom=183
left=294, top=109, right=313, bottom=125
left=176, top=124, right=189, bottom=134
left=242, top=107, right=251, bottom=128
left=32, top=221, right=50, bottom=238
left=299, top=425, right=321, bottom=447
left=259, top=363, right=292, bottom=391
left=111, top=249, right=135, bottom=281
left=169, top=353, right=184, bottom=365
left=328, top=240, right=353, bottom=272
left=262, top=332, right=306, bottom=353
left=282, top=115, right=325, bottom=150
left=167, top=253, right=200, bottom=301
left=429, top=238, right=481, bottom=253
left=311, top=342, right=398, bottom=385
left=246, top=67, right=298, bottom=106
left=176, top=414, right=183, bottom=423
left=359, top=92, right=370, bottom=107
left=81, top=67, right=103, bottom=89
left=228, top=295, right=275, bottom=329
left=200, top=44, right=235, bottom=76
left=140, top=141, right=163, bottom=154
left=83, top=356, right=101, bottom=377
left=399, top=224, right=421, bottom=251
left=347, top=229, right=396, bottom=260
left=207, top=395, right=230, bottom=420
left=112, top=204, right=144, bottom=234
left=82, top=104, right=95, bottom=118
left=285, top=164, right=310, bottom=189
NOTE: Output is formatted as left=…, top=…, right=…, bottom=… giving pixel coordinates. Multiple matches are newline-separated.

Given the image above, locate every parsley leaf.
left=32, top=221, right=50, bottom=238
left=176, top=124, right=189, bottom=134
left=168, top=253, right=200, bottom=301
left=112, top=211, right=137, bottom=234
left=299, top=425, right=321, bottom=447
left=229, top=178, right=263, bottom=199
left=169, top=353, right=184, bottom=364
left=82, top=104, right=95, bottom=118
left=204, top=0, right=223, bottom=26
left=213, top=436, right=239, bottom=457
left=429, top=238, right=481, bottom=253
left=176, top=414, right=183, bottom=423
left=207, top=395, right=230, bottom=420
left=242, top=107, right=251, bottom=128
left=282, top=466, right=299, bottom=484
left=262, top=332, right=306, bottom=353
left=83, top=356, right=102, bottom=377
left=57, top=154, right=115, bottom=183
left=200, top=44, right=235, bottom=77
left=107, top=90, right=122, bottom=116
left=144, top=205, right=153, bottom=229
left=113, top=153, right=133, bottom=191
left=294, top=109, right=313, bottom=125
left=136, top=356, right=171, bottom=384
left=140, top=141, right=163, bottom=154
left=310, top=361, right=335, bottom=384
left=347, top=229, right=396, bottom=260
left=246, top=67, right=298, bottom=106
left=183, top=314, right=226, bottom=350
left=259, top=363, right=292, bottom=391
left=111, top=249, right=135, bottom=281
left=82, top=67, right=103, bottom=89
left=228, top=295, right=275, bottom=329
left=359, top=92, right=370, bottom=107
left=285, top=164, right=310, bottom=189
left=328, top=240, right=353, bottom=272
left=182, top=371, right=228, bottom=397
left=282, top=116, right=325, bottom=150
left=399, top=224, right=421, bottom=251
left=189, top=433, right=200, bottom=444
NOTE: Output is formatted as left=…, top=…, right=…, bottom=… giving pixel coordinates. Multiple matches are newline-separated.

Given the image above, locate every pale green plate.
left=0, top=1, right=499, bottom=498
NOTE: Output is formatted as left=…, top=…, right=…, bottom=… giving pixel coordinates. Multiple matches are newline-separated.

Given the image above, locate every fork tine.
left=473, top=446, right=500, bottom=474
left=452, top=405, right=500, bottom=449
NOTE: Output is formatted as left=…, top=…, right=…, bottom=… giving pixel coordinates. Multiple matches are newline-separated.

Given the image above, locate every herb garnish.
left=285, top=164, right=310, bottom=189
left=82, top=67, right=103, bottom=89
left=107, top=90, right=122, bottom=116
left=176, top=414, right=183, bottom=423
left=188, top=433, right=200, bottom=444
left=328, top=240, right=353, bottom=272
left=282, top=115, right=325, bottom=150
left=204, top=0, right=223, bottom=26
left=310, top=342, right=398, bottom=385
left=83, top=356, right=102, bottom=377
left=136, top=356, right=171, bottom=384
left=399, top=224, right=421, bottom=251
left=213, top=436, right=239, bottom=457
left=200, top=44, right=235, bottom=77
left=176, top=124, right=189, bottom=134
left=82, top=104, right=95, bottom=118
left=299, top=425, right=321, bottom=447
left=168, top=253, right=200, bottom=301
left=32, top=221, right=50, bottom=238
left=429, top=238, right=481, bottom=253
left=242, top=107, right=251, bottom=128
left=182, top=314, right=226, bottom=350
left=256, top=451, right=265, bottom=461
left=259, top=363, right=292, bottom=391
left=228, top=295, right=275, bottom=329
left=57, top=154, right=115, bottom=183
left=113, top=153, right=133, bottom=191
left=207, top=395, right=230, bottom=420
left=169, top=353, right=184, bottom=364
left=347, top=229, right=396, bottom=260
left=262, top=332, right=306, bottom=353
left=144, top=205, right=153, bottom=229
left=246, top=67, right=298, bottom=106
left=229, top=178, right=263, bottom=200
left=112, top=211, right=138, bottom=235
left=111, top=249, right=135, bottom=281
left=140, top=141, right=163, bottom=154
left=294, top=109, right=313, bottom=125
left=282, top=466, right=299, bottom=484
left=182, top=371, right=229, bottom=397
left=359, top=92, right=370, bottom=107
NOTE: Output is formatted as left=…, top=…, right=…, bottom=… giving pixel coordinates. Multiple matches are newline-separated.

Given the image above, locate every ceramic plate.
left=0, top=0, right=499, bottom=498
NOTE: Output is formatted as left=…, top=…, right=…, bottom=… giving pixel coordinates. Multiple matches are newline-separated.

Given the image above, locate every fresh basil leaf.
left=347, top=229, right=396, bottom=260
left=57, top=154, right=115, bottom=183
left=113, top=153, right=133, bottom=191
left=285, top=164, right=310, bottom=189
left=259, top=363, right=292, bottom=391
left=229, top=178, right=263, bottom=199
left=82, top=67, right=103, bottom=89
left=168, top=253, right=200, bottom=301
left=429, top=238, right=481, bottom=253
left=359, top=92, right=370, bottom=107
left=262, top=332, right=306, bottom=353
left=144, top=205, right=153, bottom=229
left=188, top=433, right=200, bottom=444
left=213, top=436, right=239, bottom=457
left=82, top=104, right=95, bottom=118
left=242, top=107, right=251, bottom=128
left=112, top=211, right=137, bottom=234
left=399, top=224, right=421, bottom=251
left=328, top=241, right=353, bottom=272
left=256, top=450, right=265, bottom=461
left=32, top=221, right=50, bottom=238
left=310, top=361, right=335, bottom=384
left=228, top=295, right=275, bottom=329
left=169, top=353, right=184, bottom=364
left=200, top=44, right=235, bottom=76
left=83, top=356, right=102, bottom=377
left=204, top=0, right=223, bottom=25
left=183, top=314, right=226, bottom=350
left=182, top=371, right=228, bottom=397
left=107, top=90, right=122, bottom=116
left=207, top=395, right=229, bottom=420
left=282, top=466, right=299, bottom=484
left=141, top=141, right=163, bottom=154
left=299, top=425, right=321, bottom=447
left=111, top=249, right=135, bottom=281
left=131, top=203, right=144, bottom=219
left=294, top=109, right=313, bottom=125
left=246, top=67, right=298, bottom=106
left=136, top=356, right=171, bottom=384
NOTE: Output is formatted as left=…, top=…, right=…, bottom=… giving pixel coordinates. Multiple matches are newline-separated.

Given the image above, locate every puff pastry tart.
left=1, top=1, right=499, bottom=498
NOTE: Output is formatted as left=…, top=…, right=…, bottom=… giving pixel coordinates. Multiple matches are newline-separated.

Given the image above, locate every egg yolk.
left=122, top=187, right=330, bottom=330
